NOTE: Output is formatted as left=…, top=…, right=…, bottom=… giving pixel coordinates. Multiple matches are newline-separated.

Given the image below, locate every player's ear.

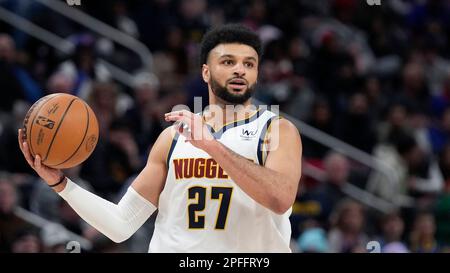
left=202, top=64, right=210, bottom=83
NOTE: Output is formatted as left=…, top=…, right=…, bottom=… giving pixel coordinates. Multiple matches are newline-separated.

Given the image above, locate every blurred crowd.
left=1, top=0, right=450, bottom=253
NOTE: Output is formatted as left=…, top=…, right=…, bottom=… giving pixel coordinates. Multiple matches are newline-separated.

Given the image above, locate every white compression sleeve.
left=58, top=178, right=156, bottom=243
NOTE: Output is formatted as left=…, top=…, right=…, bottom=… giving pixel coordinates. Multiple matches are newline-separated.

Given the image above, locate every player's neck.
left=205, top=97, right=256, bottom=130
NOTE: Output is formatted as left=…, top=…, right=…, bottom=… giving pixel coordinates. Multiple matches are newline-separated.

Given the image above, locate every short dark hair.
left=200, top=24, right=262, bottom=65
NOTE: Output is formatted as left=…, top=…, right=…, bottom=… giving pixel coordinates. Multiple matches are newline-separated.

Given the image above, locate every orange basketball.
left=22, top=93, right=99, bottom=169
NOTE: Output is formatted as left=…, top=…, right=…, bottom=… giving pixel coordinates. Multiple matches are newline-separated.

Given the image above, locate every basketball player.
left=18, top=24, right=302, bottom=252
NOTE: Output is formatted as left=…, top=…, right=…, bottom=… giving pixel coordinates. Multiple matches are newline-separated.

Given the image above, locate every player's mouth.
left=227, top=78, right=248, bottom=91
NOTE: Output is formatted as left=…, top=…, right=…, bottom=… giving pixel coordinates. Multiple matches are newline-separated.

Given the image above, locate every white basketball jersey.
left=148, top=109, right=292, bottom=253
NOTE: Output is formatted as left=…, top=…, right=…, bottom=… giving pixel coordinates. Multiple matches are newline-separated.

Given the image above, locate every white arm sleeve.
left=58, top=178, right=156, bottom=243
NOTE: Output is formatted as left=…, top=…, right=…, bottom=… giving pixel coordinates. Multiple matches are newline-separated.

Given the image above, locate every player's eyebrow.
left=219, top=54, right=257, bottom=62
left=244, top=56, right=257, bottom=62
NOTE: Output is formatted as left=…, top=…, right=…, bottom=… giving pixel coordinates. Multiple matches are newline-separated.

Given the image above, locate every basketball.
left=22, top=93, right=99, bottom=169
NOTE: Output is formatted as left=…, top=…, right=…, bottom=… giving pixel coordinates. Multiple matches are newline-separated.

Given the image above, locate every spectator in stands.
left=336, top=92, right=376, bottom=153
left=310, top=30, right=357, bottom=111
left=377, top=102, right=410, bottom=144
left=10, top=227, right=42, bottom=253
left=409, top=211, right=440, bottom=253
left=132, top=0, right=176, bottom=52
left=328, top=199, right=369, bottom=253
left=46, top=72, right=75, bottom=94
left=430, top=70, right=450, bottom=119
left=374, top=129, right=443, bottom=204
left=406, top=0, right=450, bottom=46
left=297, top=227, right=329, bottom=253
left=403, top=137, right=443, bottom=206
left=429, top=106, right=450, bottom=154
left=276, top=39, right=315, bottom=121
left=87, top=81, right=120, bottom=138
left=396, top=62, right=430, bottom=114
left=303, top=98, right=334, bottom=159
left=299, top=152, right=350, bottom=227
left=177, top=0, right=209, bottom=46
left=363, top=76, right=387, bottom=121
left=0, top=99, right=36, bottom=174
left=80, top=119, right=141, bottom=198
left=422, top=41, right=450, bottom=96
left=0, top=33, right=41, bottom=112
left=164, top=26, right=190, bottom=75
left=290, top=186, right=324, bottom=240
left=112, top=1, right=139, bottom=38
left=0, top=178, right=37, bottom=252
left=369, top=130, right=427, bottom=206
left=124, top=72, right=164, bottom=160
left=315, top=152, right=350, bottom=213
left=409, top=108, right=433, bottom=156
left=291, top=152, right=350, bottom=232
left=57, top=33, right=111, bottom=100
left=374, top=210, right=409, bottom=253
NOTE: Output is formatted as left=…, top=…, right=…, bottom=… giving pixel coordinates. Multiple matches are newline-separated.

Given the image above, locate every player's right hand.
left=164, top=110, right=215, bottom=151
left=18, top=129, right=64, bottom=187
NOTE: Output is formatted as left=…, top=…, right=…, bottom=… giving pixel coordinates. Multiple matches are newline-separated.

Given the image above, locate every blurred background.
left=0, top=0, right=449, bottom=253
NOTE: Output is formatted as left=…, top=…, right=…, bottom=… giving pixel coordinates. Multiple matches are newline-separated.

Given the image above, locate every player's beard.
left=210, top=75, right=255, bottom=105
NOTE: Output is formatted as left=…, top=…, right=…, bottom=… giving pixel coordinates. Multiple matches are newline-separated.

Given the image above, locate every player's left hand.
left=164, top=110, right=215, bottom=151
left=18, top=129, right=64, bottom=189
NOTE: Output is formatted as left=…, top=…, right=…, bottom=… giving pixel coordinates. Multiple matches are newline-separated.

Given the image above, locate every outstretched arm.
left=18, top=127, right=173, bottom=242
left=165, top=111, right=302, bottom=214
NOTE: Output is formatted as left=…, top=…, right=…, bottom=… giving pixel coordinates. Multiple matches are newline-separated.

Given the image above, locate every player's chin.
left=227, top=85, right=248, bottom=93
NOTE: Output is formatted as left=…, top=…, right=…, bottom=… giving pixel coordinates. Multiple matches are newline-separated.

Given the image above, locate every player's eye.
left=222, top=60, right=234, bottom=66
left=244, top=62, right=255, bottom=68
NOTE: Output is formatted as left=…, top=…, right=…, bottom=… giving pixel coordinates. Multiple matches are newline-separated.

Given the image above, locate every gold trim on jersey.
left=202, top=108, right=262, bottom=133
left=262, top=116, right=282, bottom=165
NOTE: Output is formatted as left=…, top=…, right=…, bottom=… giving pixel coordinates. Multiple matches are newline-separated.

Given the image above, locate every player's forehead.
left=208, top=43, right=258, bottom=62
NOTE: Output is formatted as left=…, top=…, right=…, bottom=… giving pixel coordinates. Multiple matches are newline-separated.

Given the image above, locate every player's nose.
left=232, top=62, right=246, bottom=77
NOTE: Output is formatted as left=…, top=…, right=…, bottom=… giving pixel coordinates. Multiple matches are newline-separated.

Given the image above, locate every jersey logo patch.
left=240, top=128, right=258, bottom=140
